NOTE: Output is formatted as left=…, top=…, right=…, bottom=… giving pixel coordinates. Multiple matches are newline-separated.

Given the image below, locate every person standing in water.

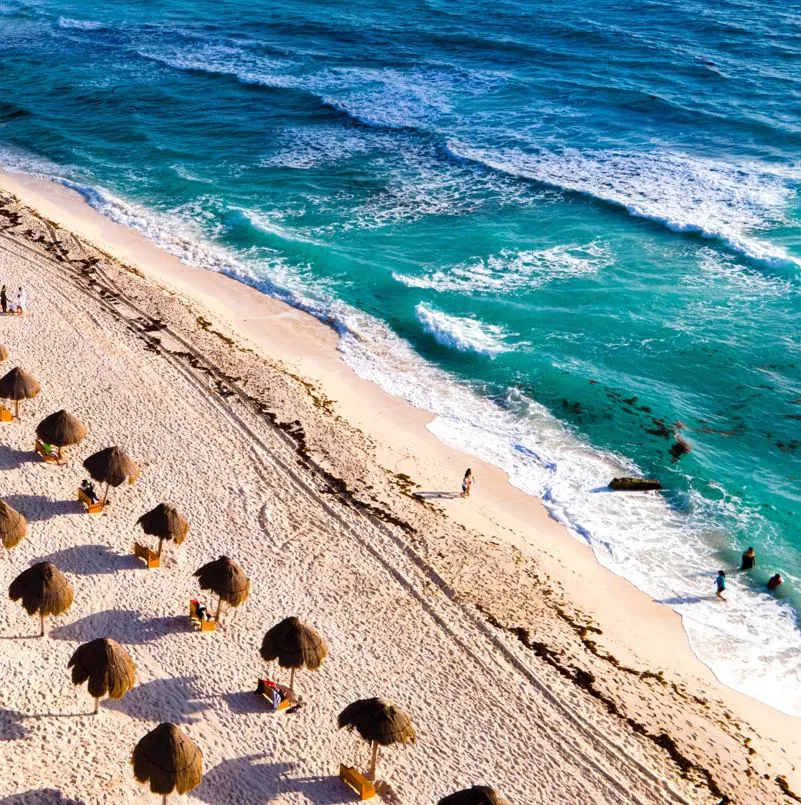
left=715, top=570, right=727, bottom=601
left=767, top=573, right=783, bottom=591
left=460, top=468, right=474, bottom=498
left=740, top=547, right=756, bottom=571
left=0, top=285, right=7, bottom=314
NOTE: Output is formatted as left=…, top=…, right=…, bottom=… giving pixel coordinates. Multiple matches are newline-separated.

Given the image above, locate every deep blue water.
left=0, top=0, right=799, bottom=711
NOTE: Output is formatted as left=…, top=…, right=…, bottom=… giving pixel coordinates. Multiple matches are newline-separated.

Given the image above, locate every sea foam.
left=57, top=17, right=106, bottom=31
left=395, top=242, right=611, bottom=294
left=447, top=141, right=801, bottom=270
left=415, top=303, right=514, bottom=356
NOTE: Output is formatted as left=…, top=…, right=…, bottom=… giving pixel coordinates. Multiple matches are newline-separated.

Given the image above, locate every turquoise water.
left=0, top=0, right=800, bottom=711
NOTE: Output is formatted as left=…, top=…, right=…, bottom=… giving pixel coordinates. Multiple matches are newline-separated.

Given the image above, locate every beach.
left=0, top=173, right=797, bottom=804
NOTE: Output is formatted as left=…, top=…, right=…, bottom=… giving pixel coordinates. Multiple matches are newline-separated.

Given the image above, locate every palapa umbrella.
left=137, top=502, right=189, bottom=558
left=132, top=722, right=203, bottom=804
left=36, top=409, right=87, bottom=460
left=68, top=637, right=136, bottom=714
left=338, top=698, right=416, bottom=780
left=0, top=367, right=40, bottom=417
left=260, top=616, right=328, bottom=694
left=439, top=786, right=510, bottom=805
left=193, top=555, right=249, bottom=623
left=0, top=499, right=26, bottom=550
left=9, top=561, right=73, bottom=636
left=83, top=446, right=140, bottom=504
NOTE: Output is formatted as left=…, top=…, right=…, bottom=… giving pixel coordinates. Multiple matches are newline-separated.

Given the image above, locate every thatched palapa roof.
left=137, top=503, right=189, bottom=544
left=9, top=562, right=73, bottom=617
left=132, top=722, right=203, bottom=796
left=193, top=556, right=249, bottom=607
left=0, top=367, right=40, bottom=400
left=0, top=500, right=26, bottom=549
left=260, top=616, right=328, bottom=671
left=338, top=698, right=416, bottom=747
left=83, top=446, right=140, bottom=487
left=69, top=638, right=136, bottom=700
left=36, top=409, right=87, bottom=447
left=438, top=786, right=511, bottom=805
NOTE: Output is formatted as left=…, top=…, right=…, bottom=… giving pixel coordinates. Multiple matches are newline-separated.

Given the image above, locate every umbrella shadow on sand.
left=0, top=791, right=86, bottom=805
left=0, top=708, right=28, bottom=740
left=194, top=756, right=344, bottom=804
left=103, top=675, right=210, bottom=724
left=0, top=446, right=37, bottom=471
left=49, top=609, right=189, bottom=645
left=2, top=493, right=80, bottom=522
left=220, top=689, right=276, bottom=716
left=39, top=545, right=140, bottom=575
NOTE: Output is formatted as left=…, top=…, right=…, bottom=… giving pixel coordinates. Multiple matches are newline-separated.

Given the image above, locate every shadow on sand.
left=0, top=446, right=37, bottom=471
left=0, top=791, right=87, bottom=805
left=415, top=490, right=461, bottom=500
left=194, top=756, right=344, bottom=804
left=0, top=708, right=28, bottom=740
left=2, top=493, right=81, bottom=521
left=39, top=544, right=140, bottom=575
left=49, top=609, right=189, bottom=645
left=103, top=676, right=210, bottom=724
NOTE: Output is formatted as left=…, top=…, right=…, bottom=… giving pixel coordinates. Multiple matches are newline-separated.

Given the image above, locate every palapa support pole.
left=39, top=611, right=45, bottom=637
left=289, top=667, right=296, bottom=694
left=14, top=399, right=18, bottom=418
left=369, top=741, right=379, bottom=780
left=94, top=696, right=100, bottom=715
left=102, top=482, right=110, bottom=506
left=214, top=595, right=223, bottom=624
left=162, top=795, right=168, bottom=805
left=158, top=538, right=164, bottom=558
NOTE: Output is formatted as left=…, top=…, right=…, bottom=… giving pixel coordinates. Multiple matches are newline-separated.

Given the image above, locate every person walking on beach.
left=740, top=547, right=756, bottom=571
left=0, top=285, right=7, bottom=314
left=767, top=573, right=783, bottom=591
left=15, top=286, right=26, bottom=315
left=460, top=468, right=474, bottom=498
left=715, top=570, right=727, bottom=601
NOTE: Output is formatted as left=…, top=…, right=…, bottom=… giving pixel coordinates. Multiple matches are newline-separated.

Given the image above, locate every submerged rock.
left=609, top=477, right=663, bottom=491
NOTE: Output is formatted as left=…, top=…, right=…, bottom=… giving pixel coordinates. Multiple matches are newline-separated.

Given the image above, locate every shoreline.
left=1, top=166, right=799, bottom=800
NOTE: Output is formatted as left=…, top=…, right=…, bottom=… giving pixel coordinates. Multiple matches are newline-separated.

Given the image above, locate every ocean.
left=0, top=0, right=799, bottom=713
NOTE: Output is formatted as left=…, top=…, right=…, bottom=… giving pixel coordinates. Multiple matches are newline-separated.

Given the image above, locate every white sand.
left=0, top=177, right=797, bottom=804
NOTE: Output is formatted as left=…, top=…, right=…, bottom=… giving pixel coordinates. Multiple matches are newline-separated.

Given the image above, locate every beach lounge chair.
left=189, top=599, right=216, bottom=632
left=35, top=439, right=60, bottom=465
left=133, top=541, right=160, bottom=569
left=0, top=406, right=12, bottom=422
left=339, top=764, right=376, bottom=800
left=255, top=679, right=291, bottom=712
left=77, top=488, right=104, bottom=514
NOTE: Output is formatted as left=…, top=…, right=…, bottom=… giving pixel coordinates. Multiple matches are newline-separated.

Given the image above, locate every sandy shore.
left=0, top=170, right=798, bottom=803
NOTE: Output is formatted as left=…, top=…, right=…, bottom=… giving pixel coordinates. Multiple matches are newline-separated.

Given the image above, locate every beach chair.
left=0, top=406, right=12, bottom=422
left=34, top=439, right=60, bottom=465
left=133, top=541, right=160, bottom=569
left=339, top=765, right=376, bottom=800
left=255, top=679, right=291, bottom=712
left=77, top=488, right=104, bottom=514
left=189, top=599, right=216, bottom=632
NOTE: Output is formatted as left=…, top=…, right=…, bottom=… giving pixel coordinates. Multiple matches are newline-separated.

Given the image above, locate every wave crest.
left=415, top=303, right=513, bottom=356
left=447, top=141, right=801, bottom=270
left=395, top=242, right=611, bottom=294
left=57, top=17, right=105, bottom=31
